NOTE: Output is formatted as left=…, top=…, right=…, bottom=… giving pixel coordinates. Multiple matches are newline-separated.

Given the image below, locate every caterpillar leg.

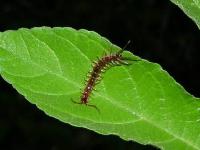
left=121, top=57, right=141, bottom=62
left=119, top=57, right=141, bottom=65
left=71, top=98, right=100, bottom=113
left=71, top=98, right=82, bottom=104
left=118, top=60, right=130, bottom=65
left=86, top=103, right=100, bottom=113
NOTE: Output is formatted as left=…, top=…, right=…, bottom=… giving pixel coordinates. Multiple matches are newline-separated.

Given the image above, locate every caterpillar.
left=72, top=40, right=136, bottom=112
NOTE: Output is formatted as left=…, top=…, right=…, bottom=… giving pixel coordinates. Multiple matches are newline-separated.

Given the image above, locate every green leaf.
left=170, top=0, right=200, bottom=29
left=0, top=27, right=200, bottom=150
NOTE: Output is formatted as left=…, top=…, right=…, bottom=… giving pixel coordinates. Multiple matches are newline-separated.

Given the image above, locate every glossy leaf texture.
left=170, top=0, right=200, bottom=29
left=0, top=27, right=200, bottom=150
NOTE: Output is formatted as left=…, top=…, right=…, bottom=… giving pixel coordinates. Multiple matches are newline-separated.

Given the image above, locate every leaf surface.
left=0, top=27, right=200, bottom=150
left=170, top=0, right=200, bottom=29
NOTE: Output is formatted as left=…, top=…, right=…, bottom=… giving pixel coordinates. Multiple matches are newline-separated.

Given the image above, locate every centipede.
left=72, top=40, right=137, bottom=112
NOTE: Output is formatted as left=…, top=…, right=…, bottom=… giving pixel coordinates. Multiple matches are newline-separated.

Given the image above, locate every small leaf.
left=0, top=27, right=200, bottom=150
left=170, top=0, right=200, bottom=29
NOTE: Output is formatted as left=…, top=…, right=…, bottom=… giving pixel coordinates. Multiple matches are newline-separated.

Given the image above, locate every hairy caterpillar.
left=72, top=41, right=137, bottom=112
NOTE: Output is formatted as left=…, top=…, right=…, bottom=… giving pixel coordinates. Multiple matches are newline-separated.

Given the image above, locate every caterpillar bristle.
left=119, top=60, right=129, bottom=65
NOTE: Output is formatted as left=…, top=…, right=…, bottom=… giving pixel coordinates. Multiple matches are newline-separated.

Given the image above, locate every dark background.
left=0, top=0, right=200, bottom=150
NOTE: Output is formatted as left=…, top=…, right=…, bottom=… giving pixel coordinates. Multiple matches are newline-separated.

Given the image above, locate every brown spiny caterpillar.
left=72, top=41, right=136, bottom=112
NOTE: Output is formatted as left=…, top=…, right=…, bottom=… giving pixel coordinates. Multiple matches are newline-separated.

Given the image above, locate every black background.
left=0, top=0, right=200, bottom=150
